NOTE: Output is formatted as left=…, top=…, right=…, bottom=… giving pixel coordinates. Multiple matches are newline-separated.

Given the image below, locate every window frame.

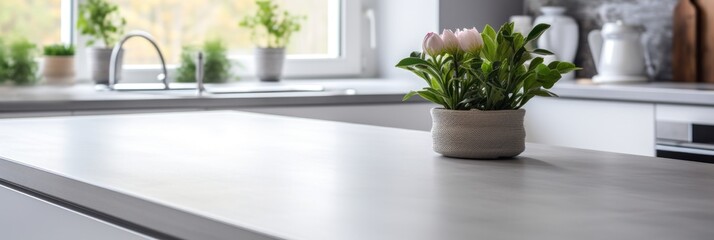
left=70, top=0, right=362, bottom=82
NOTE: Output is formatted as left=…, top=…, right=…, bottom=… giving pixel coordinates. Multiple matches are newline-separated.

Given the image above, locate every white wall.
left=376, top=0, right=440, bottom=79
left=439, top=0, right=523, bottom=30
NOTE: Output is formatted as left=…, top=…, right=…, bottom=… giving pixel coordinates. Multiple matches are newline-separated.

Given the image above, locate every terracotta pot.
left=87, top=47, right=123, bottom=85
left=430, top=108, right=526, bottom=159
left=43, top=56, right=75, bottom=85
left=254, top=47, right=285, bottom=82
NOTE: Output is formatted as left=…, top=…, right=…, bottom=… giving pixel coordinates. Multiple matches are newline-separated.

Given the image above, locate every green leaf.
left=481, top=61, right=493, bottom=74
left=501, top=22, right=515, bottom=36
left=529, top=57, right=544, bottom=71
left=526, top=23, right=550, bottom=42
left=537, top=63, right=554, bottom=74
left=410, top=51, right=422, bottom=58
left=548, top=61, right=560, bottom=69
left=513, top=34, right=525, bottom=50
left=483, top=24, right=497, bottom=39
left=417, top=90, right=447, bottom=107
left=522, top=72, right=537, bottom=90
left=535, top=64, right=562, bottom=89
left=481, top=34, right=497, bottom=61
left=403, top=91, right=418, bottom=101
left=532, top=48, right=554, bottom=55
left=429, top=77, right=442, bottom=91
left=395, top=57, right=429, bottom=68
left=555, top=62, right=580, bottom=74
left=532, top=88, right=559, bottom=97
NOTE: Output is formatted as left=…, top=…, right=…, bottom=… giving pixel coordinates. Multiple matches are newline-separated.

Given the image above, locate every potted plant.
left=0, top=39, right=9, bottom=85
left=77, top=0, right=126, bottom=85
left=5, top=39, right=39, bottom=85
left=239, top=0, right=304, bottom=82
left=397, top=22, right=578, bottom=159
left=42, top=44, right=75, bottom=85
left=176, top=39, right=235, bottom=83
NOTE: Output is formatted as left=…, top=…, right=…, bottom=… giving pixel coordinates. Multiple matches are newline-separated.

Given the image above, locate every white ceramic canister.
left=510, top=15, right=533, bottom=35
left=533, top=6, right=579, bottom=80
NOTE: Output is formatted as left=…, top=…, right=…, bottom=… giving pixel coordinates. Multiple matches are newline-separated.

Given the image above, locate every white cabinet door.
left=0, top=185, right=152, bottom=240
left=524, top=97, right=656, bottom=156
left=235, top=103, right=437, bottom=131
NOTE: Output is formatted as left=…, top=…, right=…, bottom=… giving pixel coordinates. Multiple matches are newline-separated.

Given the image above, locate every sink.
left=104, top=82, right=340, bottom=97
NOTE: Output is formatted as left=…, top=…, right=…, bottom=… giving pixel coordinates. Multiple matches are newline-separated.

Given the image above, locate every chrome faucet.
left=109, top=31, right=169, bottom=90
left=196, top=51, right=206, bottom=96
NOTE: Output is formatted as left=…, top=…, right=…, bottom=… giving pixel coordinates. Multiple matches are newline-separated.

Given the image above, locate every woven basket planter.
left=431, top=108, right=526, bottom=159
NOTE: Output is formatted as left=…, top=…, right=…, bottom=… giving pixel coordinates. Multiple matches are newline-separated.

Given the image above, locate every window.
left=81, top=0, right=362, bottom=79
left=0, top=0, right=361, bottom=80
left=0, top=0, right=65, bottom=45
left=113, top=0, right=338, bottom=65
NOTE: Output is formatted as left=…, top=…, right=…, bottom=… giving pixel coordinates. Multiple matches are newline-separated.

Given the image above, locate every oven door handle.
left=656, top=145, right=714, bottom=156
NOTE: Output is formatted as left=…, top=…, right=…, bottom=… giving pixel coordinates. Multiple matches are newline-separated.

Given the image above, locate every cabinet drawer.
left=0, top=185, right=151, bottom=240
left=656, top=104, right=714, bottom=124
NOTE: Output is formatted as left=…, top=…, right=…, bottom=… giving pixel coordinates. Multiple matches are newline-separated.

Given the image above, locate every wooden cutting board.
left=695, top=0, right=714, bottom=83
left=673, top=0, right=698, bottom=82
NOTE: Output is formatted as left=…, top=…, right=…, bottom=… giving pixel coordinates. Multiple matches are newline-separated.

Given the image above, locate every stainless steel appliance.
left=656, top=121, right=714, bottom=163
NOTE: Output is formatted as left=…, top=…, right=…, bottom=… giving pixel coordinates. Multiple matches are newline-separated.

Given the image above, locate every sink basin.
left=114, top=83, right=325, bottom=94
left=208, top=85, right=325, bottom=94
left=108, top=82, right=326, bottom=95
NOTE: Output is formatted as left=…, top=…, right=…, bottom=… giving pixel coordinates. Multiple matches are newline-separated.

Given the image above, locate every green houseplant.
left=0, top=39, right=9, bottom=84
left=43, top=44, right=75, bottom=85
left=239, top=0, right=304, bottom=81
left=77, top=0, right=126, bottom=84
left=176, top=39, right=234, bottom=83
left=4, top=39, right=39, bottom=85
left=396, top=22, right=578, bottom=159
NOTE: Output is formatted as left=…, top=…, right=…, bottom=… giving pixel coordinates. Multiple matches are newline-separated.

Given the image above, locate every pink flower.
left=441, top=29, right=460, bottom=55
left=457, top=28, right=484, bottom=53
left=423, top=32, right=445, bottom=57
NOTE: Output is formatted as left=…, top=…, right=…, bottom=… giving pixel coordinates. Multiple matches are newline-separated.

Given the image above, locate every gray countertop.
left=1, top=79, right=714, bottom=113
left=0, top=111, right=713, bottom=240
left=0, top=79, right=426, bottom=112
left=552, top=80, right=714, bottom=106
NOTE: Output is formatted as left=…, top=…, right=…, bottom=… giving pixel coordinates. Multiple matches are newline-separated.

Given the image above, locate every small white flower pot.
left=431, top=108, right=526, bottom=159
left=254, top=47, right=285, bottom=82
left=87, top=47, right=123, bottom=85
left=43, top=56, right=75, bottom=85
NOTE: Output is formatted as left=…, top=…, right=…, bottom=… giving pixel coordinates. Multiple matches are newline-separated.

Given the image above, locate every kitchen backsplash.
left=525, top=0, right=676, bottom=80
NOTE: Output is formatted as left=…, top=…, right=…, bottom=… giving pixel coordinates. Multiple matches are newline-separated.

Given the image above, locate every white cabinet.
left=241, top=100, right=659, bottom=156
left=0, top=185, right=151, bottom=240
left=656, top=104, right=714, bottom=123
left=524, top=97, right=656, bottom=156
left=235, top=103, right=436, bottom=131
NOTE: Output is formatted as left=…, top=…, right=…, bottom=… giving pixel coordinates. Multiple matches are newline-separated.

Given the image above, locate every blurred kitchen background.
left=0, top=0, right=693, bottom=81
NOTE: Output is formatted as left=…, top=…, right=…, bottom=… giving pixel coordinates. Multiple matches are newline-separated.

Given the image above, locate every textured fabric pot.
left=254, top=47, right=285, bottom=82
left=43, top=56, right=75, bottom=85
left=87, top=48, right=123, bottom=85
left=431, top=108, right=526, bottom=159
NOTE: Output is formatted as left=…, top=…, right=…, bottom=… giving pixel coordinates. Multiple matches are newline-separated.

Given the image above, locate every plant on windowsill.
left=42, top=44, right=75, bottom=85
left=239, top=0, right=304, bottom=82
left=0, top=39, right=39, bottom=86
left=0, top=39, right=9, bottom=85
left=176, top=39, right=236, bottom=83
left=396, top=22, right=579, bottom=159
left=77, top=0, right=126, bottom=85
